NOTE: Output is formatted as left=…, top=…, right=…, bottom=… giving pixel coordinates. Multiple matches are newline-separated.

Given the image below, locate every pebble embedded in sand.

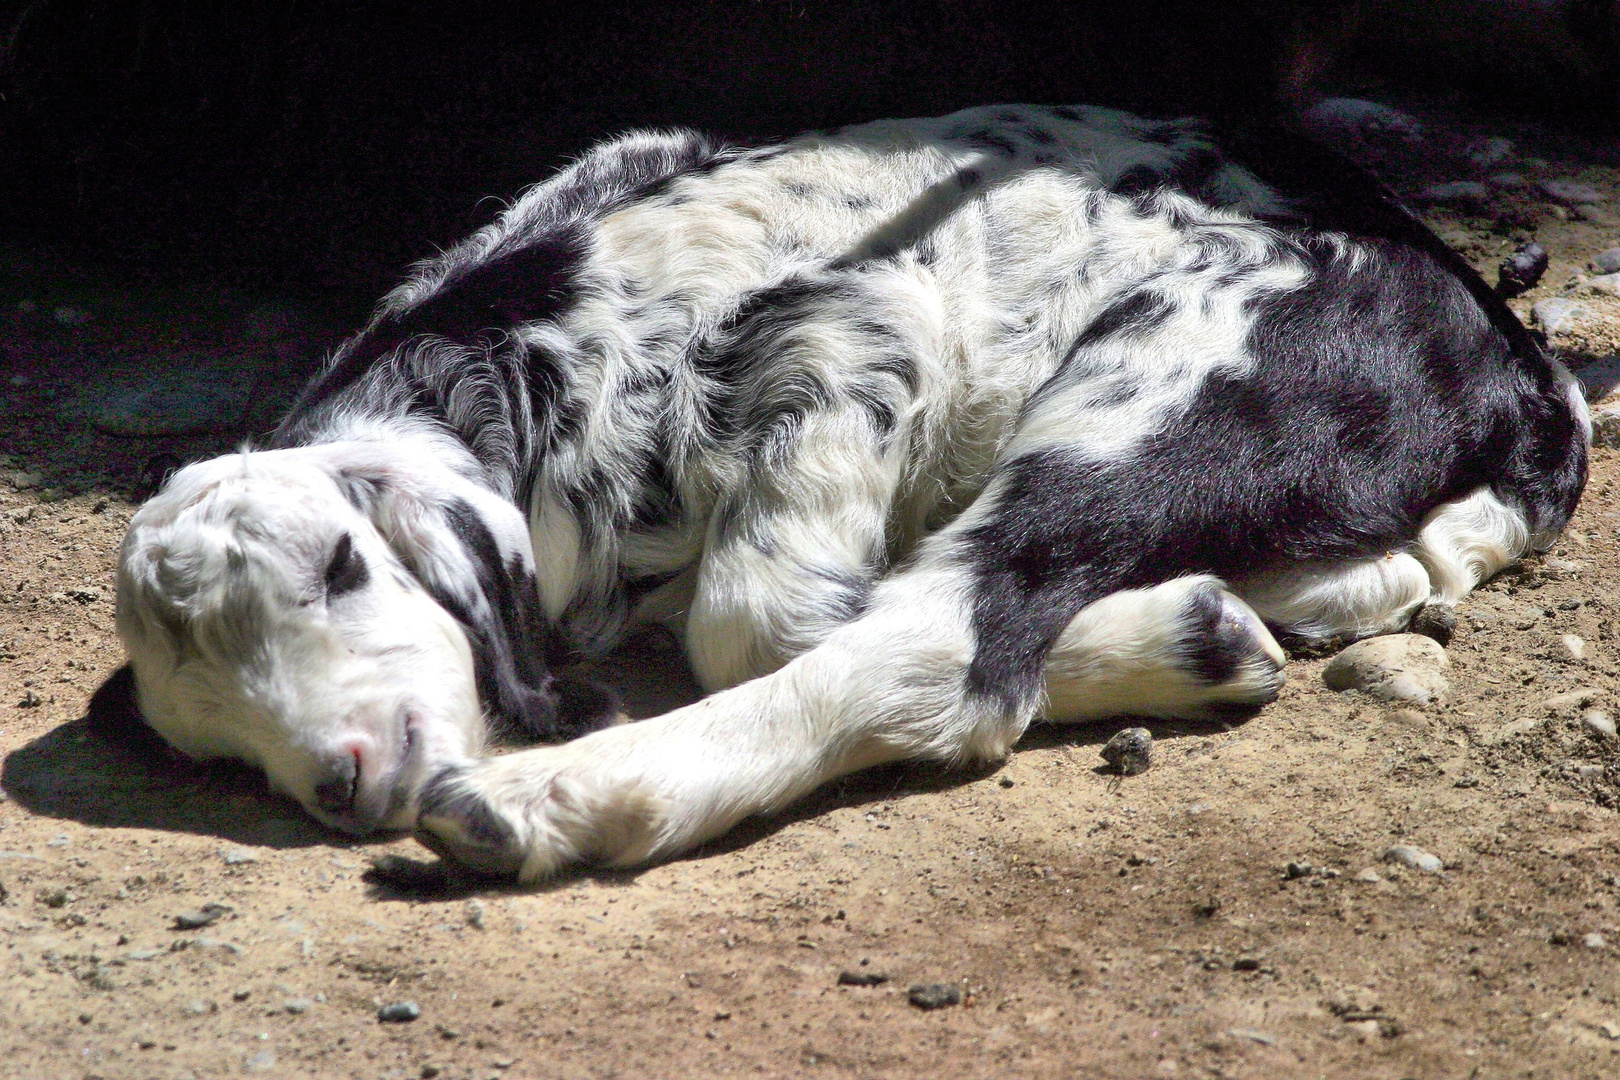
left=1383, top=845, right=1444, bottom=874
left=1322, top=635, right=1450, bottom=704
left=907, top=983, right=961, bottom=1010
left=379, top=1001, right=422, bottom=1023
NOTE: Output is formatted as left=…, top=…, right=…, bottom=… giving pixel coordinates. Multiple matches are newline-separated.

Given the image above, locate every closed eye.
left=325, top=532, right=370, bottom=598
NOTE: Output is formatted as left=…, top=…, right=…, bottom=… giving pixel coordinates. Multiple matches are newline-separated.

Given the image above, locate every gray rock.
left=465, top=899, right=485, bottom=930
left=1540, top=179, right=1607, bottom=205
left=1383, top=844, right=1444, bottom=873
left=244, top=1049, right=276, bottom=1072
left=379, top=1001, right=422, bottom=1023
left=837, top=969, right=890, bottom=986
left=1594, top=248, right=1620, bottom=275
left=1466, top=136, right=1515, bottom=169
left=1532, top=298, right=1592, bottom=334
left=1417, top=181, right=1489, bottom=208
left=1100, top=726, right=1153, bottom=776
left=1322, top=634, right=1450, bottom=704
left=181, top=999, right=215, bottom=1016
left=1300, top=98, right=1424, bottom=146
left=75, top=349, right=267, bottom=437
left=1587, top=273, right=1620, bottom=298
left=1487, top=171, right=1529, bottom=190
left=222, top=848, right=257, bottom=866
left=1355, top=867, right=1383, bottom=883
left=1582, top=709, right=1616, bottom=739
left=283, top=998, right=313, bottom=1015
left=907, top=983, right=961, bottom=1010
left=1283, top=861, right=1313, bottom=880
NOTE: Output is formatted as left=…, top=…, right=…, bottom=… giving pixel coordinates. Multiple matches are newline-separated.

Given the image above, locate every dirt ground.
left=7, top=95, right=1620, bottom=1080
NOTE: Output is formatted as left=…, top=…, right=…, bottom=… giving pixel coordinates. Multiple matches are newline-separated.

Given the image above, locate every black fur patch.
left=964, top=235, right=1585, bottom=705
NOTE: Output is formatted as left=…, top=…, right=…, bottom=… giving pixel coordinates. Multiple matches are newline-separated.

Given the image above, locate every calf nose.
left=313, top=747, right=362, bottom=815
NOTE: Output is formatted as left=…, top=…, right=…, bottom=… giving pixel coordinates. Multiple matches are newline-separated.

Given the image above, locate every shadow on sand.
left=2, top=666, right=343, bottom=850
left=4, top=655, right=1246, bottom=897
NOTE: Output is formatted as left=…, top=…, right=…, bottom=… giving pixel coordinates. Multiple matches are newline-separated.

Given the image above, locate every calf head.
left=115, top=441, right=596, bottom=835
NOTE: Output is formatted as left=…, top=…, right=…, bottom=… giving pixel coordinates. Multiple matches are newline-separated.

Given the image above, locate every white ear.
left=307, top=442, right=617, bottom=740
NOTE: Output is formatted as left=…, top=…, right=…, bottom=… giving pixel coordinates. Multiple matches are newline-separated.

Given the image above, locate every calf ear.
left=319, top=447, right=618, bottom=741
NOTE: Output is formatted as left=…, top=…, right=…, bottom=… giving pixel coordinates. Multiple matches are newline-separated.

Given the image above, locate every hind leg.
left=1231, top=485, right=1536, bottom=644
left=1041, top=575, right=1285, bottom=721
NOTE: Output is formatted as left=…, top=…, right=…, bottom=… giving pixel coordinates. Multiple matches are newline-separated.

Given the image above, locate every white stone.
left=1353, top=867, right=1382, bottom=883
left=1322, top=634, right=1450, bottom=704
left=1582, top=709, right=1616, bottom=739
left=1584, top=933, right=1608, bottom=950
left=1562, top=634, right=1587, bottom=661
left=1383, top=845, right=1444, bottom=873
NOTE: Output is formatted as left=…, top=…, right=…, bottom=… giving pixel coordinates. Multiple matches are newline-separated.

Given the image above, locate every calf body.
left=117, top=105, right=1588, bottom=879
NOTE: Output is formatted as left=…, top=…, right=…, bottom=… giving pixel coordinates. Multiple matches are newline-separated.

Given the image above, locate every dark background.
left=1, top=1, right=1615, bottom=308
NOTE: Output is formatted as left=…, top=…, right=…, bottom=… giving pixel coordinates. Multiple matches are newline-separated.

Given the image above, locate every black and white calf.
left=116, top=105, right=1588, bottom=881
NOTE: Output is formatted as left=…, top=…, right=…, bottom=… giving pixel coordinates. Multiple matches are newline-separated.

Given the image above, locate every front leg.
left=416, top=559, right=1025, bottom=881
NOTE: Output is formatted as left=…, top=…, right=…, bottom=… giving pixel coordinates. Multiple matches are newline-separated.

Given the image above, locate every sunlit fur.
left=117, top=105, right=1587, bottom=879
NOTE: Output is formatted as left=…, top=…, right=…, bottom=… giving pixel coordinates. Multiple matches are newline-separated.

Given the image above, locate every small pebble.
left=283, top=998, right=313, bottom=1015
left=78, top=1013, right=92, bottom=1024
left=1232, top=957, right=1261, bottom=972
left=421, top=1067, right=443, bottom=1079
left=1497, top=241, right=1549, bottom=298
left=1354, top=867, right=1383, bottom=883
left=1408, top=603, right=1455, bottom=645
left=379, top=1001, right=422, bottom=1023
left=1383, top=845, right=1443, bottom=874
left=1283, top=861, right=1313, bottom=880
left=907, top=983, right=961, bottom=1010
left=1593, top=248, right=1620, bottom=275
left=1100, top=726, right=1153, bottom=776
left=466, top=899, right=485, bottom=930
left=1562, top=634, right=1587, bottom=661
left=182, top=999, right=215, bottom=1016
left=52, top=305, right=92, bottom=326
left=233, top=988, right=252, bottom=1001
left=1582, top=709, right=1616, bottom=739
left=1585, top=933, right=1608, bottom=950
left=837, top=969, right=890, bottom=986
left=997, top=776, right=1014, bottom=788
left=222, top=849, right=257, bottom=866
left=173, top=902, right=231, bottom=930
left=1487, top=171, right=1529, bottom=190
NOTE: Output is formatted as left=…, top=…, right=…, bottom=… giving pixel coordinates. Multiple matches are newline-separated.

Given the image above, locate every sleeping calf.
left=116, top=105, right=1588, bottom=881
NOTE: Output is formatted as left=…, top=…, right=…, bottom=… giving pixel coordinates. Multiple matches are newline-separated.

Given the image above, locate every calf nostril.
left=314, top=748, right=362, bottom=815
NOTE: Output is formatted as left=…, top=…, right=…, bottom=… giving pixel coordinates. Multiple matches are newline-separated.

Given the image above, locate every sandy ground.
left=6, top=95, right=1620, bottom=1080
